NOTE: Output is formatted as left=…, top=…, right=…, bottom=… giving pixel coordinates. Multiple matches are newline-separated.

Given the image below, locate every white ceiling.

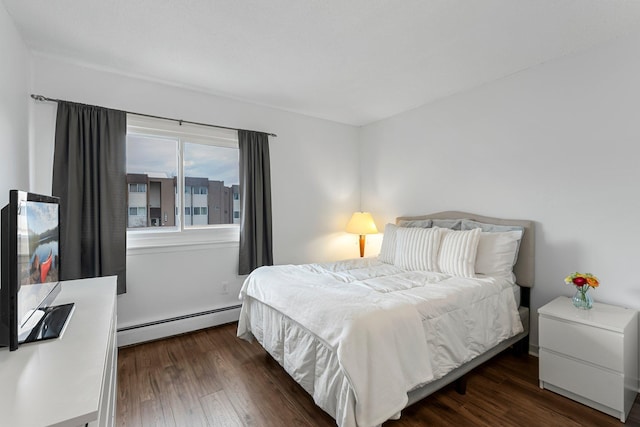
left=4, top=0, right=640, bottom=126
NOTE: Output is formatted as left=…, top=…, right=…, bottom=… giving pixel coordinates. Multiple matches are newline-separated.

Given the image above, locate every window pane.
left=183, top=142, right=240, bottom=227
left=126, top=134, right=178, bottom=229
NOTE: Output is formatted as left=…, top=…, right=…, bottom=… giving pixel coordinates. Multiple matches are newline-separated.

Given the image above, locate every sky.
left=22, top=201, right=58, bottom=235
left=126, top=134, right=239, bottom=185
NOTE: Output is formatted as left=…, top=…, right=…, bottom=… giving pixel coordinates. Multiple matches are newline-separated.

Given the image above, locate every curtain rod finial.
left=31, top=94, right=47, bottom=101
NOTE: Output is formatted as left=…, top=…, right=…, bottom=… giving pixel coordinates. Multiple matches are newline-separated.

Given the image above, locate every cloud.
left=127, top=136, right=239, bottom=185
left=127, top=135, right=178, bottom=177
left=24, top=201, right=58, bottom=234
left=184, top=143, right=239, bottom=185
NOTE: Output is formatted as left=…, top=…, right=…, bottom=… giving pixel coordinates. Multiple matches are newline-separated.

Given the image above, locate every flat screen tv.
left=1, top=190, right=73, bottom=351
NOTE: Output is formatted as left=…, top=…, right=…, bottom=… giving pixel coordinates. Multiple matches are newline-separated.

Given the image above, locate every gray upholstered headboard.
left=395, top=211, right=535, bottom=288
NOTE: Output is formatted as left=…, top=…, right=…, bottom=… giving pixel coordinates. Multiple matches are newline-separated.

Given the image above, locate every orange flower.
left=586, top=277, right=599, bottom=288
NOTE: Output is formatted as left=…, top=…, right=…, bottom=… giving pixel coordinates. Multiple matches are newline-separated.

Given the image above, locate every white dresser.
left=0, top=276, right=118, bottom=427
left=539, top=296, right=638, bottom=422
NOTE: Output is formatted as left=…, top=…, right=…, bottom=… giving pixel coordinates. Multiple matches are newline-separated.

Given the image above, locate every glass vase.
left=572, top=286, right=593, bottom=309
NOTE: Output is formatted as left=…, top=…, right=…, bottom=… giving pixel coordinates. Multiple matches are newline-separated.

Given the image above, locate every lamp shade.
left=346, top=212, right=378, bottom=235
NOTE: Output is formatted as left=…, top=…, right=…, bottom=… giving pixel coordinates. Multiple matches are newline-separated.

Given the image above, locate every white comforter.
left=238, top=258, right=523, bottom=427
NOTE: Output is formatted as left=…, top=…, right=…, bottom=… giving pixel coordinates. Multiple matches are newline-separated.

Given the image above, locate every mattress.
left=238, top=258, right=524, bottom=427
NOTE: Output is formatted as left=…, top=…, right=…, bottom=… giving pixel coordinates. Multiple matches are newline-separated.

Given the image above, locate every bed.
left=237, top=211, right=534, bottom=427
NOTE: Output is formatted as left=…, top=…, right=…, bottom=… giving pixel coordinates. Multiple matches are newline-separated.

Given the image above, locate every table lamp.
left=346, top=212, right=378, bottom=257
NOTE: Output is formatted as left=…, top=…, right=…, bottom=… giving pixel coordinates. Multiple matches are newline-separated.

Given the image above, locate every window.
left=127, top=207, right=147, bottom=216
left=129, top=183, right=147, bottom=193
left=126, top=116, right=241, bottom=232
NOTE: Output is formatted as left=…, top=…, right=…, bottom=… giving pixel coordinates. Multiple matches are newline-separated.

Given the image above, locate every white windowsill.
left=126, top=226, right=240, bottom=254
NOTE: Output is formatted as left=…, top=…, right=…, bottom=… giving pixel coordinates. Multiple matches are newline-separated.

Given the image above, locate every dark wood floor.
left=117, top=322, right=640, bottom=426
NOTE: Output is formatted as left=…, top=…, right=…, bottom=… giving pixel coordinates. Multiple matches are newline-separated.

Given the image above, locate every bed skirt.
left=238, top=297, right=529, bottom=427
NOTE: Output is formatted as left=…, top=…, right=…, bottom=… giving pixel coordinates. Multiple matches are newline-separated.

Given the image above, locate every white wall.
left=0, top=2, right=30, bottom=206
left=360, top=30, right=640, bottom=352
left=29, top=55, right=360, bottom=344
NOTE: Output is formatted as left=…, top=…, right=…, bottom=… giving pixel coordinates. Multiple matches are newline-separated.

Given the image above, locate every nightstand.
left=538, top=296, right=638, bottom=422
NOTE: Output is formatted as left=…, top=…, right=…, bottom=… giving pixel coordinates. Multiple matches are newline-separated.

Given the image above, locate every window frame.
left=126, top=115, right=241, bottom=249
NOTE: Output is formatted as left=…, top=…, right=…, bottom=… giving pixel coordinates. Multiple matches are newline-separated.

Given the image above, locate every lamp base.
left=359, top=235, right=365, bottom=257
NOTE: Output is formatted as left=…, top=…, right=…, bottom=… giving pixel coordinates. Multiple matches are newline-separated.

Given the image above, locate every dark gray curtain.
left=52, top=102, right=127, bottom=294
left=238, top=130, right=273, bottom=275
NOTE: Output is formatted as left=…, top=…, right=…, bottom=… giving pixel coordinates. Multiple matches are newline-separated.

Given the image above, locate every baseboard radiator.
left=116, top=304, right=242, bottom=347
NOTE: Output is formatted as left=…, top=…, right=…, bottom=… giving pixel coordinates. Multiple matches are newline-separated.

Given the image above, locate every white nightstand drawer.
left=539, top=316, right=623, bottom=370
left=540, top=349, right=623, bottom=411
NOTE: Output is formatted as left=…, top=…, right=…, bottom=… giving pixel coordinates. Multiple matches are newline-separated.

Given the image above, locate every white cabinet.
left=538, top=296, right=638, bottom=422
left=0, top=276, right=117, bottom=427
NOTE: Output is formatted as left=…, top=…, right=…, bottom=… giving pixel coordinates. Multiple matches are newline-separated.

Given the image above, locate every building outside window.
left=232, top=184, right=241, bottom=224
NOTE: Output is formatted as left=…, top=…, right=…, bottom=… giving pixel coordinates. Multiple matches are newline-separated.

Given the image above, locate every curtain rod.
left=30, top=94, right=277, bottom=138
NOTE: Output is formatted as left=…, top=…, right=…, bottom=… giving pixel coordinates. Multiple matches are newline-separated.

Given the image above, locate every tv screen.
left=16, top=195, right=60, bottom=332
left=1, top=190, right=70, bottom=351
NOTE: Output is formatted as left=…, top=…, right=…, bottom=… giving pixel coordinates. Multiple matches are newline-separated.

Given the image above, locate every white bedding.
left=238, top=258, right=523, bottom=427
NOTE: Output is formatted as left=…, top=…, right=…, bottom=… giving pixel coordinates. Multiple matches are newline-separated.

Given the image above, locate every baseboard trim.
left=117, top=305, right=241, bottom=347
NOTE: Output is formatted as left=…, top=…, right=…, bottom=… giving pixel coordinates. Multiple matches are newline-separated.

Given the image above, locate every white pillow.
left=378, top=223, right=398, bottom=264
left=475, top=230, right=523, bottom=277
left=437, top=228, right=481, bottom=278
left=394, top=227, right=443, bottom=271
